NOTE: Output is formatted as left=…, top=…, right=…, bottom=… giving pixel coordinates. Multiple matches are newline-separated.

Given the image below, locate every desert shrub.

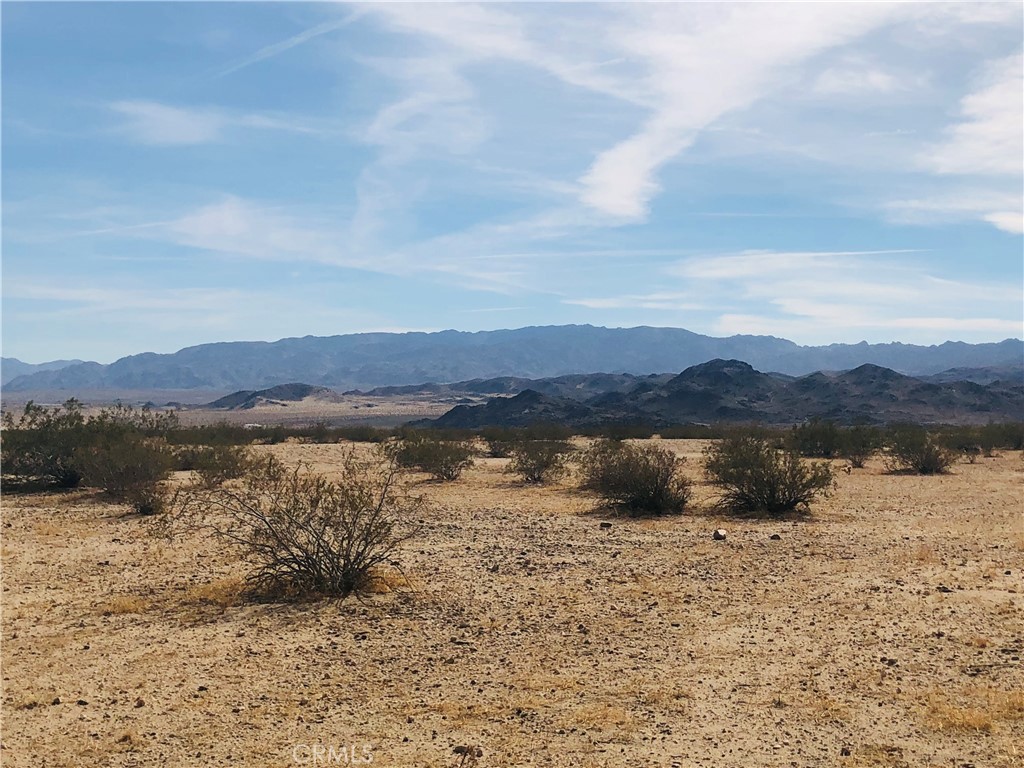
left=789, top=418, right=842, bottom=458
left=1, top=399, right=88, bottom=487
left=176, top=452, right=419, bottom=599
left=74, top=436, right=173, bottom=514
left=580, top=422, right=657, bottom=441
left=975, top=422, right=1024, bottom=455
left=703, top=435, right=835, bottom=516
left=840, top=425, right=882, bottom=468
left=658, top=424, right=714, bottom=439
left=174, top=444, right=253, bottom=488
left=386, top=434, right=474, bottom=481
left=578, top=440, right=690, bottom=515
left=884, top=424, right=956, bottom=475
left=506, top=440, right=575, bottom=483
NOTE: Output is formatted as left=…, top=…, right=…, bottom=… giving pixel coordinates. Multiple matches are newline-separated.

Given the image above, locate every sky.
left=2, top=1, right=1022, bottom=364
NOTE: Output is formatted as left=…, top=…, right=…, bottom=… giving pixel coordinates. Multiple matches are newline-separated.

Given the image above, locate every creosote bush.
left=884, top=425, right=956, bottom=475
left=175, top=451, right=419, bottom=600
left=840, top=425, right=882, bottom=468
left=506, top=440, right=574, bottom=484
left=1, top=400, right=176, bottom=512
left=1, top=399, right=89, bottom=487
left=578, top=440, right=690, bottom=515
left=386, top=433, right=474, bottom=481
left=788, top=418, right=843, bottom=458
left=73, top=436, right=173, bottom=514
left=174, top=443, right=253, bottom=488
left=703, top=434, right=835, bottom=516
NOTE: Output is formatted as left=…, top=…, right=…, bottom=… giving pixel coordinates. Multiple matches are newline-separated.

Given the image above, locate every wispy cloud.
left=564, top=249, right=1021, bottom=343
left=218, top=10, right=364, bottom=77
left=109, top=100, right=334, bottom=145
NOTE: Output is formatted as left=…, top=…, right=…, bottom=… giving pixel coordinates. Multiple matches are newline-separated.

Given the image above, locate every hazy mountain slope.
left=4, top=326, right=1022, bottom=392
left=1, top=358, right=88, bottom=385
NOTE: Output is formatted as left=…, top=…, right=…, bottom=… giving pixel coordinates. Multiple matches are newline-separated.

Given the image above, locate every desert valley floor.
left=2, top=440, right=1022, bottom=767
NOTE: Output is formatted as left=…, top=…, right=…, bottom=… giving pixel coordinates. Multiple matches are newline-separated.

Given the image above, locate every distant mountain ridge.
left=4, top=326, right=1022, bottom=392
left=428, top=360, right=1024, bottom=428
left=1, top=357, right=88, bottom=386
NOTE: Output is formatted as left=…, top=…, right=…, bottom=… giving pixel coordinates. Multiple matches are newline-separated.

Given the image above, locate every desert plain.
left=2, top=439, right=1022, bottom=767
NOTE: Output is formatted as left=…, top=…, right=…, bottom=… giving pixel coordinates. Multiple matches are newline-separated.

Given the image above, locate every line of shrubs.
left=4, top=402, right=1021, bottom=525
left=6, top=401, right=1021, bottom=603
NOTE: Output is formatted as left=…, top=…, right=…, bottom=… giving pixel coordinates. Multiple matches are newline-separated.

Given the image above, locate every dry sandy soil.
left=2, top=441, right=1022, bottom=767
left=1, top=392, right=458, bottom=429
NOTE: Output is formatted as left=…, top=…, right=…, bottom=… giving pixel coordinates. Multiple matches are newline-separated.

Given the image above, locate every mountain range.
left=427, top=360, right=1024, bottom=428
left=1, top=357, right=88, bottom=386
left=4, top=326, right=1022, bottom=393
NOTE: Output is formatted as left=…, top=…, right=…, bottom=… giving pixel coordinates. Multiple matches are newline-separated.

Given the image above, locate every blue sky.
left=3, top=2, right=1022, bottom=363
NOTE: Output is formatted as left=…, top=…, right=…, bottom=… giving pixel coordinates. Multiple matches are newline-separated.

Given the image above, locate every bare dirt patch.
left=2, top=442, right=1022, bottom=766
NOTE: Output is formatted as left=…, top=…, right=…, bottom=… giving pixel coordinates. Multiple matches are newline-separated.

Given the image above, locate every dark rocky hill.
left=429, top=360, right=1024, bottom=428
left=5, top=326, right=1021, bottom=392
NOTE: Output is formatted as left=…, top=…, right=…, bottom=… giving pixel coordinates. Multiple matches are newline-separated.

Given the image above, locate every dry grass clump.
left=924, top=686, right=1024, bottom=733
left=98, top=595, right=150, bottom=616
left=183, top=577, right=245, bottom=609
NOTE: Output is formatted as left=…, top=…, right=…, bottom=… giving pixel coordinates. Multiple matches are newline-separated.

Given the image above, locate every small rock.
left=712, top=529, right=727, bottom=541
left=76, top=700, right=88, bottom=706
left=937, top=585, right=954, bottom=593
left=600, top=522, right=612, bottom=529
left=770, top=534, right=782, bottom=541
left=197, top=686, right=208, bottom=692
left=840, top=746, right=851, bottom=757
left=134, top=698, right=145, bottom=708
left=51, top=697, right=61, bottom=706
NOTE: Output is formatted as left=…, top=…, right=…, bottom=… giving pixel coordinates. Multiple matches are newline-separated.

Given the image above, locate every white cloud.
left=110, top=101, right=224, bottom=146
left=925, top=52, right=1023, bottom=177
left=565, top=249, right=1021, bottom=344
left=110, top=100, right=334, bottom=145
left=813, top=60, right=905, bottom=95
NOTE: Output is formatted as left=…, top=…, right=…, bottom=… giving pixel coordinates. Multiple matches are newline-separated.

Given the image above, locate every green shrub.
left=1, top=399, right=88, bottom=487
left=789, top=418, right=842, bottom=458
left=506, top=440, right=574, bottom=483
left=578, top=440, right=690, bottom=515
left=884, top=425, right=955, bottom=475
left=174, top=443, right=253, bottom=488
left=703, top=435, right=835, bottom=516
left=74, top=436, right=173, bottom=514
left=840, top=425, right=882, bottom=468
left=386, top=434, right=474, bottom=481
left=175, top=452, right=419, bottom=599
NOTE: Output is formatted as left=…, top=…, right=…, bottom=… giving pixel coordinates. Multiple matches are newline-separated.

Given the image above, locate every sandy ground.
left=2, top=441, right=1022, bottom=767
left=1, top=393, right=460, bottom=429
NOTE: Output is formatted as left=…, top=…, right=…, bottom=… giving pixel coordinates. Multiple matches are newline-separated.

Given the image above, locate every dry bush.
left=840, top=425, right=882, bottom=468
left=703, top=434, right=835, bottom=516
left=506, top=440, right=574, bottom=484
left=884, top=425, right=955, bottom=475
left=74, top=436, right=173, bottom=514
left=578, top=440, right=690, bottom=515
left=174, top=444, right=253, bottom=488
left=385, top=434, right=474, bottom=481
left=1, top=399, right=88, bottom=487
left=789, top=418, right=843, bottom=458
left=175, top=451, right=420, bottom=600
